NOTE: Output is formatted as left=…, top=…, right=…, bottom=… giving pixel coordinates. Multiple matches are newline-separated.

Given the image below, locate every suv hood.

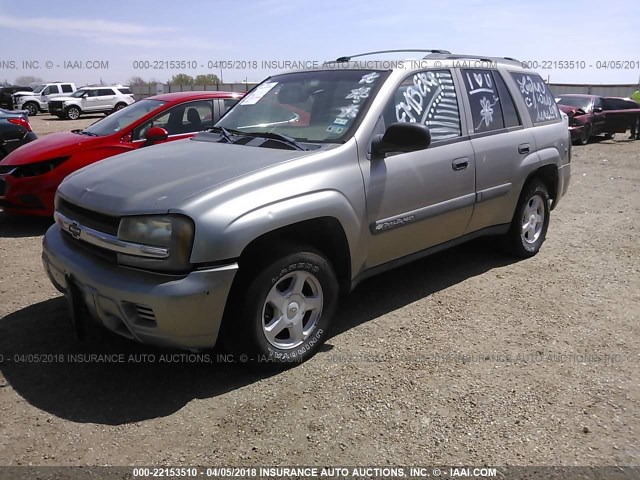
left=57, top=136, right=314, bottom=215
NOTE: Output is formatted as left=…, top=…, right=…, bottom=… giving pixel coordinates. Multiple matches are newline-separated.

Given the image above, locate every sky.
left=1, top=0, right=639, bottom=87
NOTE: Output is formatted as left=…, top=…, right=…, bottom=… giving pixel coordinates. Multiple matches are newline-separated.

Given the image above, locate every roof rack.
left=424, top=52, right=522, bottom=66
left=334, top=49, right=451, bottom=63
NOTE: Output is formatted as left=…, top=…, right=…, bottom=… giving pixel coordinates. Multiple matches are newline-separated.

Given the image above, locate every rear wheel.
left=222, top=246, right=338, bottom=369
left=501, top=180, right=550, bottom=258
left=65, top=106, right=81, bottom=120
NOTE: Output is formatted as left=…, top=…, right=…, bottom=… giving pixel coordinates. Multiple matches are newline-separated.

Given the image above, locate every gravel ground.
left=0, top=116, right=638, bottom=468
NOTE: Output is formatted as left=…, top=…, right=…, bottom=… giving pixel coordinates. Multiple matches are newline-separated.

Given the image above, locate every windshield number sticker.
left=240, top=81, right=278, bottom=105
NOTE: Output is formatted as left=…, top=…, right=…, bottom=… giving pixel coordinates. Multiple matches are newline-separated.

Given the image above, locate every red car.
left=557, top=94, right=640, bottom=145
left=0, top=91, right=242, bottom=216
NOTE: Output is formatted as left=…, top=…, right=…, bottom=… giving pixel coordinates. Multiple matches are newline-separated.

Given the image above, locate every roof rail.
left=424, top=52, right=522, bottom=66
left=334, top=49, right=451, bottom=63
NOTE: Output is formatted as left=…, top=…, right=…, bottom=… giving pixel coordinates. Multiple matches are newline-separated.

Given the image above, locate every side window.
left=462, top=69, right=522, bottom=132
left=462, top=69, right=505, bottom=133
left=509, top=72, right=560, bottom=124
left=47, top=85, right=60, bottom=94
left=61, top=84, right=73, bottom=93
left=493, top=72, right=521, bottom=128
left=594, top=97, right=604, bottom=110
left=382, top=69, right=462, bottom=142
left=133, top=100, right=214, bottom=140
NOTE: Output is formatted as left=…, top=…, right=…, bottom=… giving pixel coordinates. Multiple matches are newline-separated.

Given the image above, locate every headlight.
left=11, top=157, right=69, bottom=178
left=117, top=215, right=195, bottom=273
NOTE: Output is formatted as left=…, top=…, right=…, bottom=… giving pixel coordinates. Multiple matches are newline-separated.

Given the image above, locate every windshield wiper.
left=244, top=131, right=307, bottom=151
left=71, top=129, right=98, bottom=136
left=208, top=126, right=236, bottom=143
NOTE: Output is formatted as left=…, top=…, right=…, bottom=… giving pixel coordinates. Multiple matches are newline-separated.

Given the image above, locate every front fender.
left=190, top=190, right=364, bottom=268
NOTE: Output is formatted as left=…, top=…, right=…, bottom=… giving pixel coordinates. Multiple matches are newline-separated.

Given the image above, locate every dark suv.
left=0, top=86, right=33, bottom=109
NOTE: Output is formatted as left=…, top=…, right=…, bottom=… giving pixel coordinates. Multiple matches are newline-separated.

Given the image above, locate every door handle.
left=452, top=158, right=469, bottom=171
left=518, top=144, right=530, bottom=154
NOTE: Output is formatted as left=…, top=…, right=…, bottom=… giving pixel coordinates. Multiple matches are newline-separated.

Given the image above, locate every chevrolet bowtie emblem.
left=68, top=221, right=82, bottom=239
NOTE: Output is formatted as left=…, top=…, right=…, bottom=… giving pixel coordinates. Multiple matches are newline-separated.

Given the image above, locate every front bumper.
left=568, top=125, right=584, bottom=142
left=0, top=169, right=58, bottom=215
left=42, top=224, right=238, bottom=349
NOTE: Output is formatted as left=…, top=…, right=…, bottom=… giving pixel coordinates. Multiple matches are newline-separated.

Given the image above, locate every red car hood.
left=0, top=131, right=102, bottom=166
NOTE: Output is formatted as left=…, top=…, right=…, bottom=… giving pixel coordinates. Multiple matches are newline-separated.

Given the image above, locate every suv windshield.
left=557, top=96, right=592, bottom=111
left=83, top=99, right=166, bottom=136
left=32, top=85, right=46, bottom=94
left=216, top=70, right=387, bottom=143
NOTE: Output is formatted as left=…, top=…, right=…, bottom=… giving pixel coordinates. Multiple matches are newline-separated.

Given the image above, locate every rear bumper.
left=553, top=163, right=571, bottom=210
left=42, top=225, right=238, bottom=349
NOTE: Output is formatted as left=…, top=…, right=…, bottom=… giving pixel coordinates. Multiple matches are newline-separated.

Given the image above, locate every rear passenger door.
left=364, top=69, right=476, bottom=268
left=460, top=69, right=538, bottom=233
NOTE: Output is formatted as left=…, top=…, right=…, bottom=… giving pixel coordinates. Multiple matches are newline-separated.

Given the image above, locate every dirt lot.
left=0, top=115, right=638, bottom=468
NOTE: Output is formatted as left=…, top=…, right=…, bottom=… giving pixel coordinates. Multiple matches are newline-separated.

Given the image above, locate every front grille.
left=61, top=230, right=117, bottom=263
left=58, top=199, right=120, bottom=235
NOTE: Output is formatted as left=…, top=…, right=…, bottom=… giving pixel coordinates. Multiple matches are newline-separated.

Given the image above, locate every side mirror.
left=144, top=126, right=169, bottom=144
left=371, top=123, right=431, bottom=159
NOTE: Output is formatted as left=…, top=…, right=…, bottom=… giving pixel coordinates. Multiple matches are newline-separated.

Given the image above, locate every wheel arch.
left=237, top=216, right=352, bottom=294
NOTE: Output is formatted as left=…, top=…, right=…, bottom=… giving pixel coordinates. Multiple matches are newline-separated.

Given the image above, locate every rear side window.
left=61, top=84, right=73, bottom=93
left=462, top=69, right=522, bottom=133
left=510, top=72, right=560, bottom=124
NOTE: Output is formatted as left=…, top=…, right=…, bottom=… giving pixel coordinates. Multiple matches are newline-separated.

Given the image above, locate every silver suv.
left=42, top=51, right=571, bottom=367
left=48, top=85, right=134, bottom=119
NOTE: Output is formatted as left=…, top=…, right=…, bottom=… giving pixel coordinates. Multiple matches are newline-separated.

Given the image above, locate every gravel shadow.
left=0, top=240, right=516, bottom=425
left=0, top=212, right=53, bottom=238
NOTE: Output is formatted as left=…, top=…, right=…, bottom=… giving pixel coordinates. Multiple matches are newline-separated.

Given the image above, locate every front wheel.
left=501, top=180, right=550, bottom=258
left=65, top=106, right=81, bottom=120
left=222, top=247, right=338, bottom=369
left=23, top=102, right=38, bottom=116
left=576, top=124, right=590, bottom=145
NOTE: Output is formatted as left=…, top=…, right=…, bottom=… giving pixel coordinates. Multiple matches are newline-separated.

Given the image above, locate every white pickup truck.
left=12, top=82, right=76, bottom=116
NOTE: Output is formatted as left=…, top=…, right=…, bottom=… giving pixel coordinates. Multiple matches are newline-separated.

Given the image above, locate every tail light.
left=7, top=117, right=32, bottom=132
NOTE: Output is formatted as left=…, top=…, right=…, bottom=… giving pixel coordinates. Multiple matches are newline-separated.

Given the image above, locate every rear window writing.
left=510, top=73, right=560, bottom=124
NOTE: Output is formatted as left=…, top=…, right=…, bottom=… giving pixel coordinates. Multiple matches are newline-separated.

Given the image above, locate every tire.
left=23, top=102, right=38, bottom=116
left=576, top=124, right=590, bottom=145
left=501, top=180, right=550, bottom=258
left=222, top=246, right=338, bottom=370
left=65, top=106, right=81, bottom=120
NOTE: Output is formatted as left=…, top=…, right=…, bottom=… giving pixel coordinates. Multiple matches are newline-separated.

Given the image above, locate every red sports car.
left=0, top=91, right=242, bottom=216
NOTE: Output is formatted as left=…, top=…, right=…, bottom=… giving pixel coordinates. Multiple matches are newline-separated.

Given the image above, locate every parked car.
left=42, top=52, right=571, bottom=367
left=556, top=94, right=640, bottom=145
left=0, top=91, right=242, bottom=215
left=0, top=85, right=33, bottom=109
left=0, top=108, right=37, bottom=160
left=48, top=85, right=135, bottom=119
left=12, top=82, right=76, bottom=116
